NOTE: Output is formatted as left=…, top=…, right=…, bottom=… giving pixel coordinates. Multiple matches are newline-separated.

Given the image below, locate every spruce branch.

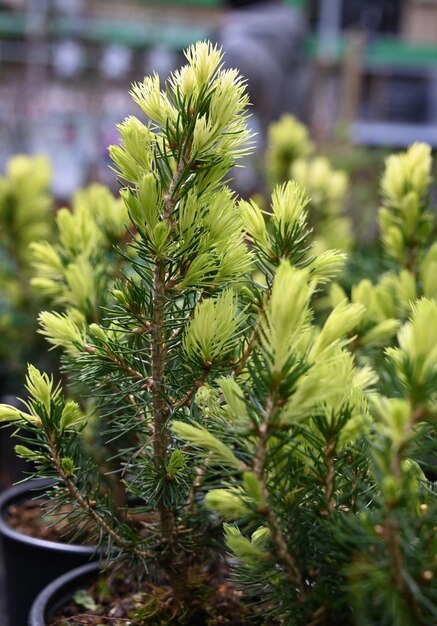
left=170, top=370, right=209, bottom=414
left=254, top=393, right=305, bottom=595
left=381, top=512, right=422, bottom=620
left=324, top=434, right=336, bottom=516
left=232, top=327, right=259, bottom=378
left=102, top=347, right=147, bottom=383
left=232, top=294, right=270, bottom=378
left=46, top=431, right=150, bottom=561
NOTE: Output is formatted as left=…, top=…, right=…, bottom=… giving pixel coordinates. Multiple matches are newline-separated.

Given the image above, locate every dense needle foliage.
left=0, top=42, right=436, bottom=625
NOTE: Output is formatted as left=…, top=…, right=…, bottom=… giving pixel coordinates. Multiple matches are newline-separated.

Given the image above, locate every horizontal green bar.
left=367, top=38, right=437, bottom=68
left=49, top=16, right=210, bottom=49
left=305, top=34, right=437, bottom=69
left=0, top=13, right=26, bottom=37
left=0, top=0, right=306, bottom=44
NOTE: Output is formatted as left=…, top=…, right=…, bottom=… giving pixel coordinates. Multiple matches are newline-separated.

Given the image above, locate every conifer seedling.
left=1, top=43, right=436, bottom=625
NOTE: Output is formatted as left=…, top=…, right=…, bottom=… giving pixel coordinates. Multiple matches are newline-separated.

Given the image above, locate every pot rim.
left=0, top=478, right=97, bottom=553
left=29, top=561, right=100, bottom=626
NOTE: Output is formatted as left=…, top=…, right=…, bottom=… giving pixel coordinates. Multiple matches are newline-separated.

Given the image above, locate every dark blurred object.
left=224, top=0, right=268, bottom=6
left=216, top=0, right=306, bottom=129
left=214, top=0, right=307, bottom=195
left=341, top=0, right=400, bottom=35
left=361, top=70, right=430, bottom=124
left=309, top=0, right=401, bottom=36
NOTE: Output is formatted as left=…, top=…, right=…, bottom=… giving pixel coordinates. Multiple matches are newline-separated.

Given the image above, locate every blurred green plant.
left=0, top=155, right=54, bottom=391
left=329, top=143, right=437, bottom=383
left=265, top=114, right=353, bottom=254
left=266, top=113, right=314, bottom=188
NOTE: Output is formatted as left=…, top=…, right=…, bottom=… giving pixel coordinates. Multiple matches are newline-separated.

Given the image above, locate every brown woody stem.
left=151, top=260, right=175, bottom=544
left=324, top=434, right=336, bottom=515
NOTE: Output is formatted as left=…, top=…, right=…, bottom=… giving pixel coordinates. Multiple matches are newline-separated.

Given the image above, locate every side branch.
left=254, top=394, right=305, bottom=595
left=105, top=351, right=146, bottom=383
left=48, top=433, right=149, bottom=560
left=232, top=294, right=269, bottom=378
left=171, top=370, right=209, bottom=415
left=232, top=322, right=261, bottom=378
left=324, top=435, right=336, bottom=515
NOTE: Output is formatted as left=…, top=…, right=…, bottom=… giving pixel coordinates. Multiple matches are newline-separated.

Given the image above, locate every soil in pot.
left=34, top=560, right=280, bottom=626
left=0, top=479, right=98, bottom=626
left=6, top=496, right=95, bottom=544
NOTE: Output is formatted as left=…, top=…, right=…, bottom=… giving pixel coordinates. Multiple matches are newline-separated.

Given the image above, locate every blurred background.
left=0, top=0, right=436, bottom=202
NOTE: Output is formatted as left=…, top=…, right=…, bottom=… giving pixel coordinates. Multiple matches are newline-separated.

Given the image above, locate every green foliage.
left=327, top=143, right=437, bottom=386
left=265, top=114, right=353, bottom=255
left=0, top=154, right=52, bottom=261
left=31, top=183, right=130, bottom=322
left=1, top=42, right=436, bottom=626
left=0, top=155, right=55, bottom=381
left=266, top=114, right=313, bottom=187
left=292, top=156, right=353, bottom=253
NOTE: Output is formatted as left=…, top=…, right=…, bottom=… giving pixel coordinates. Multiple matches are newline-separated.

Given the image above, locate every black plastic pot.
left=29, top=561, right=100, bottom=626
left=0, top=479, right=98, bottom=626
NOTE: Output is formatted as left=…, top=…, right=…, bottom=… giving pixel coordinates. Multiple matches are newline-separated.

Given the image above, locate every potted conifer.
left=0, top=41, right=435, bottom=626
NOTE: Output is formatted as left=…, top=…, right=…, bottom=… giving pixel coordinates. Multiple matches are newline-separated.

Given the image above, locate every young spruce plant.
left=0, top=43, right=436, bottom=625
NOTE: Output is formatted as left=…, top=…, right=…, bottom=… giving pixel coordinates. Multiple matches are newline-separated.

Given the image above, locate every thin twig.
left=171, top=371, right=209, bottom=414
left=47, top=432, right=149, bottom=560
left=324, top=434, right=336, bottom=515
left=232, top=293, right=270, bottom=378
left=104, top=349, right=146, bottom=382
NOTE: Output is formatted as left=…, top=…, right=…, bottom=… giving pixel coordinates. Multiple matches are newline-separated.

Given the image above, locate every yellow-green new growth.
left=381, top=142, right=431, bottom=207
left=219, top=378, right=248, bottom=421
left=206, top=489, right=251, bottom=519
left=122, top=173, right=161, bottom=232
left=266, top=113, right=314, bottom=187
left=31, top=183, right=129, bottom=319
left=128, top=41, right=252, bottom=165
left=420, top=242, right=437, bottom=300
left=172, top=422, right=244, bottom=471
left=224, top=524, right=269, bottom=567
left=0, top=404, right=29, bottom=423
left=240, top=199, right=269, bottom=250
left=310, top=299, right=365, bottom=359
left=292, top=157, right=348, bottom=217
left=38, top=310, right=86, bottom=356
left=271, top=181, right=309, bottom=237
left=260, top=261, right=314, bottom=375
left=330, top=279, right=401, bottom=349
left=379, top=143, right=433, bottom=264
left=281, top=348, right=359, bottom=425
left=292, top=156, right=352, bottom=253
left=183, top=290, right=242, bottom=366
left=25, top=364, right=61, bottom=418
left=387, top=298, right=437, bottom=385
left=0, top=154, right=53, bottom=262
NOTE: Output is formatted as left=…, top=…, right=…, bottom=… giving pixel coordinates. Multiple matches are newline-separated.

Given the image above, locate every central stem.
left=151, top=259, right=174, bottom=544
left=151, top=133, right=191, bottom=571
